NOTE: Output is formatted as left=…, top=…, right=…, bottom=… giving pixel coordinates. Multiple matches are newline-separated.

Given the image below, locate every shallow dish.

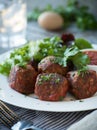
left=0, top=45, right=97, bottom=112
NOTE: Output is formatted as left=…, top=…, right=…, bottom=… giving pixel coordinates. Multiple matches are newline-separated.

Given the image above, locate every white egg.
left=38, top=11, right=64, bottom=30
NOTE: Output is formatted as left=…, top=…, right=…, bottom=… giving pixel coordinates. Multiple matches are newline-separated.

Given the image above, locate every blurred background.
left=26, top=0, right=97, bottom=41
left=0, top=0, right=97, bottom=53
left=27, top=0, right=97, bottom=17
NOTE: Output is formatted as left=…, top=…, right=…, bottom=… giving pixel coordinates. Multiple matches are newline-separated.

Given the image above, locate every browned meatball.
left=9, top=65, right=38, bottom=94
left=35, top=73, right=69, bottom=101
left=67, top=70, right=97, bottom=99
left=38, top=56, right=68, bottom=76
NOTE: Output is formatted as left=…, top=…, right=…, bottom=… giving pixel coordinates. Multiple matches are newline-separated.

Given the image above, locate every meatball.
left=38, top=56, right=68, bottom=76
left=35, top=73, right=69, bottom=101
left=83, top=50, right=97, bottom=65
left=9, top=65, right=37, bottom=94
left=67, top=70, right=97, bottom=99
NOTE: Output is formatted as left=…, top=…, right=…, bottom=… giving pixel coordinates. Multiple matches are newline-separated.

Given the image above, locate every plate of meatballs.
left=0, top=36, right=97, bottom=112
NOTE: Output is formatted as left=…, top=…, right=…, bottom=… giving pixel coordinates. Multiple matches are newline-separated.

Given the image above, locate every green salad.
left=0, top=35, right=93, bottom=76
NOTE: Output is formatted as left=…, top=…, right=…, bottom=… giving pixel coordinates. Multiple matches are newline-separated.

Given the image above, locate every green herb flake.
left=79, top=100, right=84, bottom=102
left=38, top=74, right=54, bottom=85
left=41, top=74, right=52, bottom=81
left=55, top=78, right=60, bottom=83
left=59, top=96, right=64, bottom=101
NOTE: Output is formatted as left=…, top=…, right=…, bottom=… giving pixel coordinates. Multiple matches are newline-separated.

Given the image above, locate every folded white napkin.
left=68, top=110, right=97, bottom=130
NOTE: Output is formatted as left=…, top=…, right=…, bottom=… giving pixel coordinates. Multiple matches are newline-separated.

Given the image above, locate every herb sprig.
left=33, top=36, right=66, bottom=61
left=0, top=36, right=92, bottom=76
left=0, top=43, right=31, bottom=76
left=55, top=46, right=90, bottom=73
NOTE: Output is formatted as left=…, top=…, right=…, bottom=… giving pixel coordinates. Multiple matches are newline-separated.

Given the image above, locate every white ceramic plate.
left=0, top=45, right=97, bottom=112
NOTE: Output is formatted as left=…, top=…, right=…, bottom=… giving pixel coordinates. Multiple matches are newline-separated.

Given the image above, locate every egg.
left=38, top=11, right=64, bottom=30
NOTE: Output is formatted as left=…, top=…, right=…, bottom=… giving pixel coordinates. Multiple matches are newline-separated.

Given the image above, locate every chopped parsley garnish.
left=38, top=74, right=61, bottom=85
left=55, top=78, right=60, bottom=83
left=38, top=74, right=53, bottom=85
left=40, top=74, right=52, bottom=81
